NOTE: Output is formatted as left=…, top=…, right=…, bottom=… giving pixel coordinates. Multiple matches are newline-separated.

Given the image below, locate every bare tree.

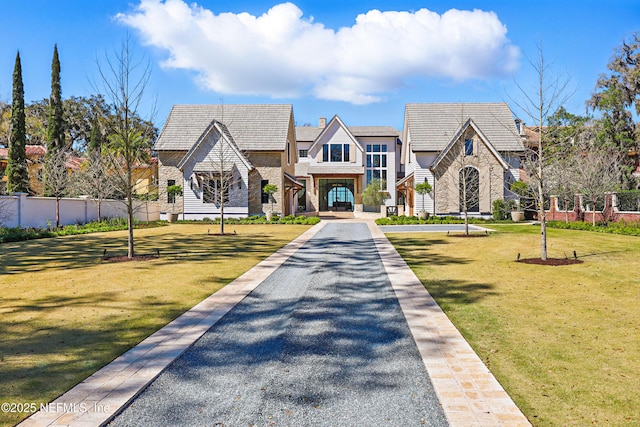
left=573, top=143, right=622, bottom=225
left=94, top=36, right=155, bottom=257
left=41, top=148, right=70, bottom=227
left=545, top=151, right=577, bottom=223
left=72, top=150, right=116, bottom=222
left=511, top=47, right=573, bottom=260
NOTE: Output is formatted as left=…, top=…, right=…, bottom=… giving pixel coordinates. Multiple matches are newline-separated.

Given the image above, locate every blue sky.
left=0, top=1, right=638, bottom=130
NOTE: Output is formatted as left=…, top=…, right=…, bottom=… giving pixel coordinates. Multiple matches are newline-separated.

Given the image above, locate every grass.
left=386, top=224, right=639, bottom=426
left=0, top=223, right=310, bottom=427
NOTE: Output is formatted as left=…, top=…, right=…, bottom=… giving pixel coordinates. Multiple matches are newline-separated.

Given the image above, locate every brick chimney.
left=319, top=117, right=326, bottom=128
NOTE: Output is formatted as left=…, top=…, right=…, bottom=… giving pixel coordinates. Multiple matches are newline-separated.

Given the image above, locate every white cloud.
left=118, top=0, right=520, bottom=104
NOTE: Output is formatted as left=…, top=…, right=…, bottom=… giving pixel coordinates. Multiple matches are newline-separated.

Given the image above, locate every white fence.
left=0, top=193, right=159, bottom=228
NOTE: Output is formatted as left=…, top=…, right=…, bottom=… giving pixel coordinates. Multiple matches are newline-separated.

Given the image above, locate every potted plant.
left=415, top=181, right=432, bottom=220
left=262, top=183, right=278, bottom=220
left=510, top=181, right=528, bottom=222
left=167, top=184, right=183, bottom=223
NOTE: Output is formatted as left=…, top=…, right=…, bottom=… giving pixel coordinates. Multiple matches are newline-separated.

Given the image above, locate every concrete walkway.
left=19, top=219, right=530, bottom=427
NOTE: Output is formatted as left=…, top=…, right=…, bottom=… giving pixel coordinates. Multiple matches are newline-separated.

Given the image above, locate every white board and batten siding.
left=181, top=136, right=251, bottom=219
left=413, top=152, right=438, bottom=214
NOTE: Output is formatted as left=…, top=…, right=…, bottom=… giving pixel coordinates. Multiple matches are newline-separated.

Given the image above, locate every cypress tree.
left=47, top=44, right=65, bottom=153
left=6, top=51, right=29, bottom=194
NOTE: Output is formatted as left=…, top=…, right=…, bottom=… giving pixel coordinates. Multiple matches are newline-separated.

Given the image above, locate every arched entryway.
left=319, top=179, right=355, bottom=211
left=459, top=166, right=480, bottom=212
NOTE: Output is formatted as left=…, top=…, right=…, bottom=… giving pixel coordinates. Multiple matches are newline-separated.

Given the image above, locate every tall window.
left=366, top=144, right=387, bottom=185
left=261, top=179, right=269, bottom=203
left=459, top=167, right=479, bottom=212
left=167, top=179, right=176, bottom=203
left=322, top=144, right=350, bottom=162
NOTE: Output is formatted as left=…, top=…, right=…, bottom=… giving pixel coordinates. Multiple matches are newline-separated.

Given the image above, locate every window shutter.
left=350, top=144, right=356, bottom=163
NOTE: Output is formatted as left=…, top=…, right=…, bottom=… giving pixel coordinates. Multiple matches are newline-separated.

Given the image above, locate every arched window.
left=459, top=166, right=480, bottom=212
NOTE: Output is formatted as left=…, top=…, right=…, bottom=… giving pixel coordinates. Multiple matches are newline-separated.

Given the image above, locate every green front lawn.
left=387, top=224, right=639, bottom=426
left=0, top=224, right=310, bottom=427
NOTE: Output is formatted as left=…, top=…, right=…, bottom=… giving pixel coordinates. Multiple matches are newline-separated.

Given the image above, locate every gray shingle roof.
left=349, top=126, right=400, bottom=137
left=295, top=126, right=322, bottom=142
left=405, top=103, right=524, bottom=152
left=295, top=125, right=399, bottom=142
left=155, top=104, right=293, bottom=152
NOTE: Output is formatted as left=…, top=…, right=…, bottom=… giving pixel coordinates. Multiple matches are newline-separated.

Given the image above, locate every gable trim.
left=177, top=120, right=253, bottom=171
left=430, top=119, right=509, bottom=171
left=307, top=115, right=365, bottom=153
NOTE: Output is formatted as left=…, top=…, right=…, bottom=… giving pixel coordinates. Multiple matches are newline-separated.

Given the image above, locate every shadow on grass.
left=0, top=300, right=186, bottom=408
left=0, top=231, right=293, bottom=274
left=385, top=236, right=496, bottom=306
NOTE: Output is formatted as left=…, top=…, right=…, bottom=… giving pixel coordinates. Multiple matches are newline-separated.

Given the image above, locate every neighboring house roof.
left=430, top=119, right=510, bottom=171
left=0, top=145, right=85, bottom=170
left=0, top=145, right=46, bottom=160
left=155, top=104, right=293, bottom=152
left=404, top=103, right=524, bottom=152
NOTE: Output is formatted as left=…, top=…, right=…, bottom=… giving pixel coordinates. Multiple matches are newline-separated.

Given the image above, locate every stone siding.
left=158, top=151, right=185, bottom=214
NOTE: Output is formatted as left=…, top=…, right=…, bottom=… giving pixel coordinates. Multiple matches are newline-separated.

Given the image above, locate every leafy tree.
left=0, top=101, right=11, bottom=147
left=64, top=95, right=110, bottom=151
left=167, top=184, right=183, bottom=216
left=44, top=45, right=66, bottom=200
left=6, top=52, right=29, bottom=193
left=415, top=181, right=432, bottom=213
left=589, top=32, right=640, bottom=188
left=47, top=44, right=65, bottom=152
left=362, top=178, right=387, bottom=207
left=263, top=183, right=278, bottom=214
left=25, top=100, right=48, bottom=146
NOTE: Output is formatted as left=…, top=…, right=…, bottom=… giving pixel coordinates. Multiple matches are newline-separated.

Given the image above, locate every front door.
left=319, top=179, right=355, bottom=211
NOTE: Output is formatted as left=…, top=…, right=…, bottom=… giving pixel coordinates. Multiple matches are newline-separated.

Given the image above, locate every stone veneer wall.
left=248, top=152, right=283, bottom=215
left=432, top=130, right=504, bottom=214
left=158, top=152, right=184, bottom=214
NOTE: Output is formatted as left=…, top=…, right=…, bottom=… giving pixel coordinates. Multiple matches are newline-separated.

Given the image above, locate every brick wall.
left=546, top=194, right=640, bottom=223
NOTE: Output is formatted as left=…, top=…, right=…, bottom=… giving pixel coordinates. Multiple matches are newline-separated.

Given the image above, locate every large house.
left=154, top=102, right=524, bottom=219
left=295, top=115, right=401, bottom=214
left=154, top=104, right=301, bottom=219
left=399, top=103, right=525, bottom=216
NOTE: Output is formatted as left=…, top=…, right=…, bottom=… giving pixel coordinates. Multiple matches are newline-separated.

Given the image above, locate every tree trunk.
left=220, top=202, right=225, bottom=235
left=464, top=210, right=469, bottom=235
left=55, top=196, right=60, bottom=228
left=127, top=200, right=135, bottom=258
